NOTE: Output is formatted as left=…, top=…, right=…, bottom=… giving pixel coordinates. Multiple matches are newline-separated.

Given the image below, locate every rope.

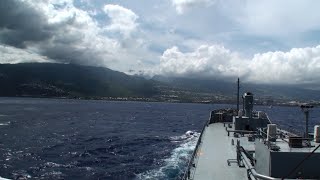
left=282, top=143, right=320, bottom=179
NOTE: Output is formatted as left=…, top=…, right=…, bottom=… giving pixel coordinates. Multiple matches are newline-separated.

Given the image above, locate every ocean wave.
left=0, top=121, right=10, bottom=126
left=136, top=131, right=199, bottom=180
left=40, top=171, right=65, bottom=179
left=44, top=162, right=73, bottom=168
left=12, top=170, right=32, bottom=179
left=169, top=130, right=198, bottom=142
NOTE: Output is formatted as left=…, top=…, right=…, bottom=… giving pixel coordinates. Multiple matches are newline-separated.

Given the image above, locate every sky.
left=1, top=0, right=320, bottom=85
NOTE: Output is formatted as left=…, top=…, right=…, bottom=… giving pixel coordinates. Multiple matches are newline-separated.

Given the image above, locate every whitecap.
left=44, top=162, right=63, bottom=168
left=41, top=171, right=64, bottom=178
left=136, top=130, right=199, bottom=180
left=44, top=162, right=73, bottom=168
left=0, top=121, right=10, bottom=126
left=169, top=130, right=198, bottom=142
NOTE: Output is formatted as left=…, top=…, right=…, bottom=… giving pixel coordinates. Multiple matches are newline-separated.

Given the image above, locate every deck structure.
left=191, top=123, right=253, bottom=180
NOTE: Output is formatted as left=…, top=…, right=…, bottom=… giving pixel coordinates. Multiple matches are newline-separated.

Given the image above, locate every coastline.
left=0, top=95, right=316, bottom=107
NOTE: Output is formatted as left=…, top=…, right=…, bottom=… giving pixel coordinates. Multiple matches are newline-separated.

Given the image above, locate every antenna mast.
left=300, top=104, right=314, bottom=138
left=237, top=78, right=240, bottom=113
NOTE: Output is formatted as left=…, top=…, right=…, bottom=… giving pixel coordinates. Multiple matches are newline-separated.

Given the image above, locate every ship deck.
left=191, top=123, right=253, bottom=180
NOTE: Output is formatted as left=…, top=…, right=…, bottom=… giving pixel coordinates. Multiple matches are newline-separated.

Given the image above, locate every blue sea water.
left=0, top=98, right=318, bottom=179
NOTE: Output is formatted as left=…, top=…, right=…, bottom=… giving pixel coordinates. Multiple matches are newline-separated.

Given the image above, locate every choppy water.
left=0, top=98, right=318, bottom=179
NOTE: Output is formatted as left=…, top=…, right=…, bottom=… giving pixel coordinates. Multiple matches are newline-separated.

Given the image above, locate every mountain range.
left=153, top=76, right=320, bottom=101
left=0, top=63, right=319, bottom=104
left=0, top=63, right=157, bottom=98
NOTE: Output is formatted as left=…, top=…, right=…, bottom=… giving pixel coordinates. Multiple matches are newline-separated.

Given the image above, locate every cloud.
left=0, top=0, right=147, bottom=71
left=103, top=4, right=139, bottom=37
left=158, top=45, right=245, bottom=78
left=1, top=0, right=320, bottom=87
left=0, top=45, right=52, bottom=64
left=171, top=0, right=215, bottom=14
left=0, top=0, right=53, bottom=48
left=248, top=46, right=320, bottom=84
left=158, top=44, right=320, bottom=85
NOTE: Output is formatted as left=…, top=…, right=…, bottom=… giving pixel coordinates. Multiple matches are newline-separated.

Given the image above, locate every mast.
left=301, top=104, right=314, bottom=138
left=237, top=78, right=240, bottom=113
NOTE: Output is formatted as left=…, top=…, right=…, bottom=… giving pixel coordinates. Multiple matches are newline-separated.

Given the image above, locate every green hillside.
left=0, top=63, right=158, bottom=98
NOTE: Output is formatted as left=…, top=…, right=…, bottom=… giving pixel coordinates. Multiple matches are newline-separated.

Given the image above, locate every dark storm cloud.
left=41, top=44, right=106, bottom=66
left=0, top=0, right=115, bottom=66
left=0, top=0, right=53, bottom=48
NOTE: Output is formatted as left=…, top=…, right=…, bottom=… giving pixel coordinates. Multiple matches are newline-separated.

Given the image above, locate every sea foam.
left=136, top=131, right=199, bottom=180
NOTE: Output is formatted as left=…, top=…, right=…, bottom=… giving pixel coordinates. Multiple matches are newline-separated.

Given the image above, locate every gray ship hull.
left=183, top=101, right=320, bottom=180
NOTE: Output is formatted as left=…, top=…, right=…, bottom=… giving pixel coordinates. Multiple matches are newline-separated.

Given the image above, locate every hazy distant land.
left=0, top=63, right=319, bottom=106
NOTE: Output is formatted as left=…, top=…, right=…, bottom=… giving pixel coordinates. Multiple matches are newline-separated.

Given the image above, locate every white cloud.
left=0, top=45, right=52, bottom=64
left=158, top=44, right=246, bottom=78
left=103, top=4, right=139, bottom=37
left=158, top=44, right=320, bottom=85
left=171, top=0, right=215, bottom=14
left=248, top=46, right=320, bottom=84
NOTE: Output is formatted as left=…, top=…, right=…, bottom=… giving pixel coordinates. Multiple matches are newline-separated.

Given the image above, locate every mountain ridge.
left=0, top=63, right=319, bottom=104
left=0, top=63, right=157, bottom=98
left=152, top=75, right=320, bottom=102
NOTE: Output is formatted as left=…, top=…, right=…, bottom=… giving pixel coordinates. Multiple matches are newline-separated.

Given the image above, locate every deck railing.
left=180, top=112, right=212, bottom=180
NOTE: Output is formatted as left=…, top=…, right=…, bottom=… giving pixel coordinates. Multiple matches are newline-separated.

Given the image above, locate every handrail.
left=237, top=144, right=278, bottom=180
left=260, top=111, right=272, bottom=124
left=241, top=151, right=278, bottom=180
left=181, top=115, right=210, bottom=180
left=258, top=128, right=274, bottom=139
left=238, top=146, right=255, bottom=165
left=227, top=130, right=256, bottom=133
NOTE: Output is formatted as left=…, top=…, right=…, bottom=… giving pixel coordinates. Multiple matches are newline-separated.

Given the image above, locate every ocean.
left=0, top=98, right=318, bottom=179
